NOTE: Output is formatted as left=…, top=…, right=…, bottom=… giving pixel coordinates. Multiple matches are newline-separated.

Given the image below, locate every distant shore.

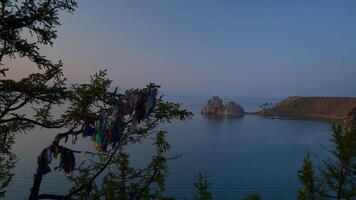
left=254, top=96, right=356, bottom=121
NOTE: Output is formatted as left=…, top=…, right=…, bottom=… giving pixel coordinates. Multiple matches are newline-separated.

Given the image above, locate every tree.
left=259, top=102, right=273, bottom=116
left=243, top=193, right=260, bottom=200
left=297, top=108, right=356, bottom=200
left=0, top=1, right=194, bottom=199
left=297, top=152, right=316, bottom=200
left=194, top=172, right=212, bottom=200
left=26, top=80, right=193, bottom=199
left=0, top=0, right=77, bottom=196
left=0, top=0, right=77, bottom=129
left=319, top=123, right=356, bottom=199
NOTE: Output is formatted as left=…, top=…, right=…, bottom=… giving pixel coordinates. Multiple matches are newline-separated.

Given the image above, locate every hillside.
left=260, top=96, right=356, bottom=120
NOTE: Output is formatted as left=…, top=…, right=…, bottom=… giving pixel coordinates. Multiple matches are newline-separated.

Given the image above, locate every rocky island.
left=259, top=96, right=356, bottom=121
left=201, top=96, right=245, bottom=117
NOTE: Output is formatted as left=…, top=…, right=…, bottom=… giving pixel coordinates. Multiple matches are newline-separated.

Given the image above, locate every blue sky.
left=18, top=0, right=356, bottom=98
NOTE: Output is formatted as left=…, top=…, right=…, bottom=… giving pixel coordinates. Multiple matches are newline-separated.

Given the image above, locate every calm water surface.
left=5, top=98, right=332, bottom=200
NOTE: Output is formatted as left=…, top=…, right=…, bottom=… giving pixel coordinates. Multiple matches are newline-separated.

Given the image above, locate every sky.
left=7, top=0, right=356, bottom=98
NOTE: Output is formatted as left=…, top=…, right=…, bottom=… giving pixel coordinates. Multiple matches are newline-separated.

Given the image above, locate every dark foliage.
left=194, top=172, right=212, bottom=200
left=297, top=112, right=356, bottom=200
left=0, top=1, right=194, bottom=199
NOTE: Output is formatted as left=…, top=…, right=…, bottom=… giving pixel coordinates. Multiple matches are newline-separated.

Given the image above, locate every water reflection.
left=201, top=114, right=244, bottom=121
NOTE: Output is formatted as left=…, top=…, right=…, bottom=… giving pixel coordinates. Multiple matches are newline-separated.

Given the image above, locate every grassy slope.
left=262, top=97, right=356, bottom=120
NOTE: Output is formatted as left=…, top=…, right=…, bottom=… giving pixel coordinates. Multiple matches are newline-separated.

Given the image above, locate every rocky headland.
left=201, top=96, right=245, bottom=117
left=258, top=96, right=356, bottom=121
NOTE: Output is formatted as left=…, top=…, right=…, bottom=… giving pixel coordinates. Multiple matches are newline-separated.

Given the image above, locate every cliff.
left=201, top=96, right=244, bottom=117
left=201, top=96, right=224, bottom=115
left=260, top=96, right=356, bottom=120
left=223, top=101, right=245, bottom=116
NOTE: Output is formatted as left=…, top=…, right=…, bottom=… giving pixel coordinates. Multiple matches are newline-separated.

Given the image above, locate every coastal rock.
left=223, top=101, right=245, bottom=116
left=201, top=96, right=224, bottom=115
left=201, top=96, right=244, bottom=117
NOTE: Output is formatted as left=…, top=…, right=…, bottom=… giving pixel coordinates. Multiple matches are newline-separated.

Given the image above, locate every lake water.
left=4, top=98, right=333, bottom=200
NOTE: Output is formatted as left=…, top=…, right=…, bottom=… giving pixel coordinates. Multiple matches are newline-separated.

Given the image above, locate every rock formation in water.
left=201, top=96, right=224, bottom=115
left=223, top=101, right=245, bottom=116
left=201, top=96, right=244, bottom=117
left=258, top=96, right=356, bottom=121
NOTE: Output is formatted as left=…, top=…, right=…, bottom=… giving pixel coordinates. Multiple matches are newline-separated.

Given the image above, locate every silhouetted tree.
left=259, top=102, right=273, bottom=116
left=297, top=152, right=317, bottom=200
left=319, top=123, right=356, bottom=199
left=194, top=172, right=212, bottom=200
left=243, top=193, right=260, bottom=200
left=0, top=1, right=194, bottom=199
left=0, top=0, right=77, bottom=196
left=297, top=108, right=356, bottom=200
